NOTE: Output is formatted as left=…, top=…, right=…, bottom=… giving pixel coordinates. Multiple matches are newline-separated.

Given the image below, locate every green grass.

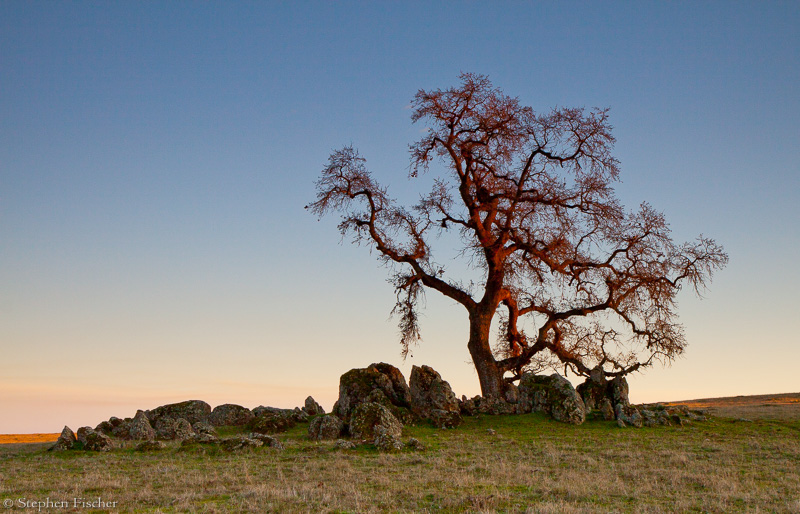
left=1, top=411, right=799, bottom=513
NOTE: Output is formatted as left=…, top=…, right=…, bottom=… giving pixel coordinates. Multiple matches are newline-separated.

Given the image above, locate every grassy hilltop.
left=1, top=395, right=799, bottom=513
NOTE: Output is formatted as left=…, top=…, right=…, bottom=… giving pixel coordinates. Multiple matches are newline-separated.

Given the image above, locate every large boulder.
left=348, top=402, right=403, bottom=442
left=308, top=415, right=345, bottom=440
left=208, top=404, right=254, bottom=427
left=146, top=400, right=211, bottom=425
left=154, top=417, right=195, bottom=440
left=576, top=367, right=608, bottom=412
left=50, top=426, right=77, bottom=451
left=76, top=427, right=114, bottom=452
left=409, top=365, right=462, bottom=428
left=128, top=410, right=156, bottom=441
left=609, top=376, right=630, bottom=408
left=518, top=373, right=585, bottom=424
left=334, top=363, right=413, bottom=423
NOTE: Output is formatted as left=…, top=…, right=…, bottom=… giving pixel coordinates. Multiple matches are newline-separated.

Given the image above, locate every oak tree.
left=308, top=74, right=727, bottom=400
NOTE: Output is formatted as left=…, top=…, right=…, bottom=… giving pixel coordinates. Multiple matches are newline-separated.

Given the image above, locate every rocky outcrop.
left=348, top=402, right=403, bottom=442
left=208, top=404, right=254, bottom=427
left=518, top=373, right=585, bottom=424
left=154, top=417, right=195, bottom=440
left=334, top=363, right=413, bottom=424
left=302, top=396, right=325, bottom=416
left=50, top=426, right=77, bottom=451
left=409, top=365, right=462, bottom=428
left=247, top=410, right=296, bottom=434
left=146, top=400, right=211, bottom=425
left=76, top=427, right=114, bottom=451
left=458, top=395, right=517, bottom=416
left=308, top=415, right=345, bottom=440
left=192, top=421, right=218, bottom=437
left=128, top=410, right=156, bottom=441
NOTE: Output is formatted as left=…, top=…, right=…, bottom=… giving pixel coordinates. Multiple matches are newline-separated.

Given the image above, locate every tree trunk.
left=467, top=310, right=506, bottom=399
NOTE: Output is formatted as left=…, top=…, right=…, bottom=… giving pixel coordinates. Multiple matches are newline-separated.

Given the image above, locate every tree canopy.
left=308, top=73, right=727, bottom=398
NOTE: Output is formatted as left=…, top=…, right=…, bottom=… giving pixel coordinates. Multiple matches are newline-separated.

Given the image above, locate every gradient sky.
left=2, top=1, right=798, bottom=433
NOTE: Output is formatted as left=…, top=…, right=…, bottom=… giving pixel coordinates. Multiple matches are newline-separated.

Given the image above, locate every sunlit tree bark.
left=308, top=74, right=727, bottom=400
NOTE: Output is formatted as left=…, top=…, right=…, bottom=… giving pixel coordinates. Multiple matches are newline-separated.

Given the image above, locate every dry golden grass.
left=2, top=394, right=798, bottom=513
left=0, top=434, right=59, bottom=444
left=664, top=391, right=800, bottom=421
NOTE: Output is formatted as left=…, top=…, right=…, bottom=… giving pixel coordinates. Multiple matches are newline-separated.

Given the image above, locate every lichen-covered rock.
left=334, top=439, right=356, bottom=450
left=409, top=365, right=462, bottom=428
left=147, top=400, right=211, bottom=425
left=247, top=410, right=296, bottom=434
left=459, top=395, right=517, bottom=416
left=192, top=421, right=218, bottom=437
left=518, top=373, right=585, bottom=425
left=576, top=367, right=609, bottom=412
left=252, top=406, right=308, bottom=423
left=302, top=396, right=325, bottom=416
left=406, top=437, right=425, bottom=451
left=76, top=427, right=114, bottom=452
left=183, top=432, right=220, bottom=444
left=50, top=426, right=77, bottom=451
left=374, top=429, right=404, bottom=452
left=348, top=402, right=402, bottom=442
left=249, top=433, right=285, bottom=450
left=308, top=415, right=345, bottom=440
left=94, top=420, right=114, bottom=435
left=597, top=398, right=615, bottom=421
left=128, top=410, right=156, bottom=441
left=609, top=376, right=630, bottom=408
left=334, top=363, right=412, bottom=422
left=154, top=417, right=195, bottom=440
left=615, top=404, right=642, bottom=428
left=208, top=404, right=254, bottom=427
left=136, top=440, right=166, bottom=451
left=221, top=436, right=263, bottom=451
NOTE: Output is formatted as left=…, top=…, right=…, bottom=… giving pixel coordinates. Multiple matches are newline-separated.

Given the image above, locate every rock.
left=597, top=398, right=615, bottom=421
left=504, top=384, right=520, bottom=404
left=184, top=433, right=220, bottom=444
left=303, top=396, right=325, bottom=416
left=308, top=415, right=345, bottom=440
left=208, top=404, right=254, bottom=427
left=348, top=402, right=402, bottom=442
left=128, top=410, right=156, bottom=441
left=293, top=407, right=310, bottom=423
left=334, top=363, right=412, bottom=422
left=576, top=367, right=609, bottom=412
left=409, top=365, right=462, bottom=428
left=334, top=439, right=356, bottom=450
left=147, top=400, right=211, bottom=425
left=221, top=436, right=263, bottom=451
left=374, top=429, right=404, bottom=452
left=518, top=373, right=585, bottom=424
left=95, top=420, right=114, bottom=435
left=609, top=376, right=630, bottom=408
left=154, top=417, right=195, bottom=441
left=247, top=410, right=296, bottom=434
left=486, top=429, right=497, bottom=436
left=76, top=427, right=114, bottom=452
left=192, top=421, right=218, bottom=437
left=249, top=433, right=285, bottom=450
left=615, top=404, right=642, bottom=428
left=50, top=426, right=77, bottom=451
left=406, top=437, right=425, bottom=451
left=136, top=440, right=167, bottom=451
left=111, top=419, right=132, bottom=439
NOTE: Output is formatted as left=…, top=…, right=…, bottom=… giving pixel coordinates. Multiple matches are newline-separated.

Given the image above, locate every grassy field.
left=1, top=395, right=798, bottom=513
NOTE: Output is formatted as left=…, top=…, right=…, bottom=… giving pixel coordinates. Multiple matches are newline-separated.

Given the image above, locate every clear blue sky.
left=2, top=1, right=798, bottom=433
